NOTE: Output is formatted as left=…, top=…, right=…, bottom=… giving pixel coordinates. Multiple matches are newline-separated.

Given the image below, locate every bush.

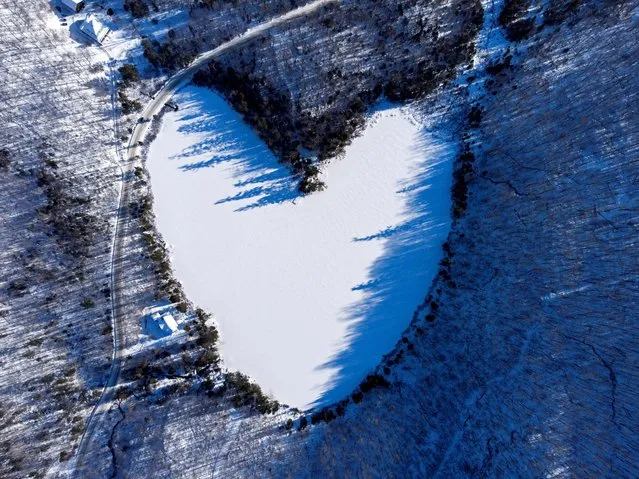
left=176, top=302, right=188, bottom=313
left=124, top=0, right=149, bottom=18
left=486, top=55, right=513, bottom=76
left=499, top=0, right=535, bottom=41
left=142, top=38, right=194, bottom=70
left=499, top=0, right=528, bottom=25
left=467, top=105, right=482, bottom=128
left=451, top=147, right=475, bottom=219
left=506, top=18, right=535, bottom=41
left=0, top=149, right=10, bottom=170
left=311, top=408, right=337, bottom=425
left=298, top=415, right=308, bottom=430
left=544, top=0, right=581, bottom=25
left=298, top=170, right=326, bottom=194
left=101, top=323, right=113, bottom=335
left=81, top=298, right=95, bottom=309
left=118, top=63, right=140, bottom=86
left=194, top=349, right=219, bottom=371
left=142, top=39, right=159, bottom=67
left=359, top=373, right=390, bottom=393
left=8, top=280, right=28, bottom=295
left=196, top=324, right=218, bottom=348
left=118, top=91, right=142, bottom=114
left=226, top=372, right=279, bottom=414
left=132, top=359, right=151, bottom=381
left=195, top=308, right=210, bottom=322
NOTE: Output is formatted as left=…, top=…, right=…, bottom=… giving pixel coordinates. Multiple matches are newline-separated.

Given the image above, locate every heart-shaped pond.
left=147, top=86, right=453, bottom=409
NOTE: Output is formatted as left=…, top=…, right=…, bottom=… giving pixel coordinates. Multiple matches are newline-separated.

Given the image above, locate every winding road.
left=71, top=0, right=337, bottom=476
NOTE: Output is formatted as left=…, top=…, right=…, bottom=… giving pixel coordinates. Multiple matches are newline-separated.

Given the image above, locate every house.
left=79, top=15, right=110, bottom=44
left=60, top=0, right=85, bottom=13
left=153, top=313, right=179, bottom=335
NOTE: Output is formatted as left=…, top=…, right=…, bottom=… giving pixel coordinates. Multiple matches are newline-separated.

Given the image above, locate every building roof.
left=80, top=15, right=109, bottom=43
left=62, top=0, right=83, bottom=6
left=155, top=313, right=178, bottom=333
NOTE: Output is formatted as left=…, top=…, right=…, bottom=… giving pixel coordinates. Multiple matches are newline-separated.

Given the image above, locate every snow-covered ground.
left=147, top=85, right=454, bottom=408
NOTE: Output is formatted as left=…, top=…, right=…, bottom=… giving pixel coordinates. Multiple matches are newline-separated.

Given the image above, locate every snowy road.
left=71, top=0, right=338, bottom=475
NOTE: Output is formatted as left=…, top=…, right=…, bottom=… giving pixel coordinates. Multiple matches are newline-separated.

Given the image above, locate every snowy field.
left=148, top=86, right=453, bottom=408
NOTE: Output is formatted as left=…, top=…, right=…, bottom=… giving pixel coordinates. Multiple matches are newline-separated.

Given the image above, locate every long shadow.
left=169, top=87, right=299, bottom=211
left=311, top=125, right=456, bottom=408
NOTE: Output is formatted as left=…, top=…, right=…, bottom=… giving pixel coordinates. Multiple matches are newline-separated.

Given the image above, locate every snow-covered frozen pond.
left=148, top=86, right=453, bottom=409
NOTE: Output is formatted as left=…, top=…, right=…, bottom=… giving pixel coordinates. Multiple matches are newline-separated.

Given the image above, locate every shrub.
left=142, top=39, right=159, bottom=67
left=298, top=416, right=308, bottom=430
left=335, top=400, right=347, bottom=417
left=467, top=105, right=482, bottom=128
left=81, top=298, right=95, bottom=309
left=194, top=349, right=219, bottom=371
left=142, top=38, right=194, bottom=70
left=101, top=324, right=113, bottom=335
left=8, top=280, right=28, bottom=295
left=311, top=408, right=337, bottom=425
left=226, top=372, right=279, bottom=414
left=118, top=63, right=140, bottom=86
left=0, top=149, right=10, bottom=170
left=359, top=373, right=390, bottom=393
left=506, top=18, right=535, bottom=41
left=124, top=0, right=149, bottom=18
left=27, top=338, right=44, bottom=347
left=196, top=325, right=218, bottom=348
left=499, top=0, right=536, bottom=41
left=544, top=0, right=581, bottom=25
left=118, top=91, right=142, bottom=114
left=176, top=302, right=188, bottom=313
left=195, top=308, right=210, bottom=322
left=132, top=359, right=150, bottom=381
left=451, top=147, right=475, bottom=219
left=298, top=171, right=326, bottom=194
left=486, top=55, right=513, bottom=76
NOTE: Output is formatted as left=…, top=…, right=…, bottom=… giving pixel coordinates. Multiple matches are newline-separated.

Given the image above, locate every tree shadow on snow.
left=169, top=87, right=299, bottom=211
left=311, top=125, right=456, bottom=408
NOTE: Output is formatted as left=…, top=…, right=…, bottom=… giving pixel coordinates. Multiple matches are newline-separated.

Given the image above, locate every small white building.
left=153, top=313, right=179, bottom=335
left=80, top=15, right=109, bottom=44
left=60, top=0, right=84, bottom=13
